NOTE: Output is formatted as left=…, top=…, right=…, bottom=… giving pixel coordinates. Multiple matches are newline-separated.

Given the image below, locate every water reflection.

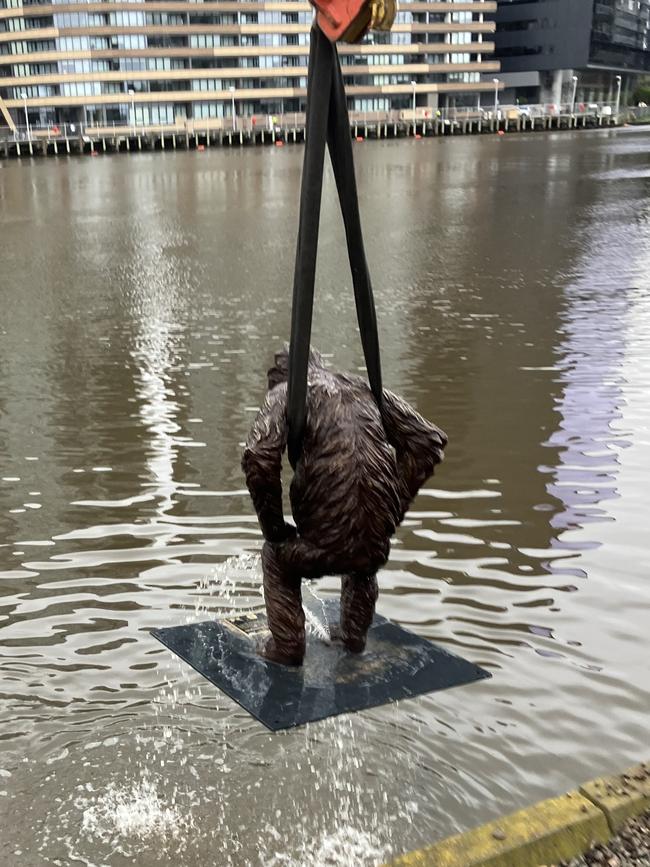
left=546, top=286, right=628, bottom=534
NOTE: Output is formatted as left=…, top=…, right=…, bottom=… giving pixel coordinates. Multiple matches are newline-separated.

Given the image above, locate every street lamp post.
left=411, top=79, right=416, bottom=136
left=493, top=78, right=499, bottom=128
left=229, top=85, right=236, bottom=132
left=571, top=75, right=578, bottom=123
left=615, top=74, right=622, bottom=121
left=21, top=91, right=30, bottom=142
left=128, top=88, right=135, bottom=134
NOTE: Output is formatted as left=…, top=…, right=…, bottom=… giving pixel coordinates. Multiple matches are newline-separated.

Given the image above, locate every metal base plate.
left=151, top=599, right=491, bottom=731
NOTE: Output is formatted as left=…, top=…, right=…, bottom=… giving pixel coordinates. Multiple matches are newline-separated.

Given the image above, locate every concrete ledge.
left=389, top=791, right=609, bottom=867
left=388, top=761, right=650, bottom=867
left=580, top=762, right=650, bottom=832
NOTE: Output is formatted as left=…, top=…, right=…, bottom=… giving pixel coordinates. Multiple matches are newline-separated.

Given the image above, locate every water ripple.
left=1, top=131, right=650, bottom=865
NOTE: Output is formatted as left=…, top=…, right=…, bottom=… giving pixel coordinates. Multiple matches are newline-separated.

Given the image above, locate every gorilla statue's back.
left=242, top=348, right=447, bottom=665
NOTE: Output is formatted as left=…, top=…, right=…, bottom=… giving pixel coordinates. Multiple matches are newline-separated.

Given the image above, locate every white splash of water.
left=193, top=552, right=264, bottom=620
left=263, top=825, right=388, bottom=867
left=304, top=606, right=331, bottom=641
left=78, top=775, right=195, bottom=845
left=303, top=582, right=332, bottom=640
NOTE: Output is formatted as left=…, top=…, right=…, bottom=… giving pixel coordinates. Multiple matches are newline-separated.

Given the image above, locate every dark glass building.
left=491, top=0, right=650, bottom=106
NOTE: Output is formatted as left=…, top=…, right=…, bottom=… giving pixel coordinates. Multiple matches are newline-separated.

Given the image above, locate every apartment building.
left=0, top=0, right=498, bottom=129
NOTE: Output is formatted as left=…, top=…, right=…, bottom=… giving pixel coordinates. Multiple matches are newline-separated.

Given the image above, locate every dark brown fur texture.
left=242, top=348, right=447, bottom=665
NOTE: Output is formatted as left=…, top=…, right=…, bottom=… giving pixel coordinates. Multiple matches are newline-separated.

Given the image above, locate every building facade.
left=491, top=0, right=650, bottom=106
left=0, top=0, right=499, bottom=130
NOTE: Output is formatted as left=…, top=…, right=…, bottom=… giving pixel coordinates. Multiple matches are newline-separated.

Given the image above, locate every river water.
left=1, top=128, right=649, bottom=866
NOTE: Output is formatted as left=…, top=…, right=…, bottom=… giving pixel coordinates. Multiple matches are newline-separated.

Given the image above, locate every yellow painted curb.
left=386, top=760, right=650, bottom=867
left=580, top=761, right=650, bottom=832
left=388, top=791, right=609, bottom=867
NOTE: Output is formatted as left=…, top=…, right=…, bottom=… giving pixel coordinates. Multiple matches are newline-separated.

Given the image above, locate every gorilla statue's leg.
left=340, top=573, right=379, bottom=653
left=261, top=537, right=380, bottom=663
left=261, top=541, right=306, bottom=665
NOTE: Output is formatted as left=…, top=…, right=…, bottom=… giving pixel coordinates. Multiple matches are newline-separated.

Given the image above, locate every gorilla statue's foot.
left=327, top=623, right=366, bottom=654
left=258, top=635, right=304, bottom=667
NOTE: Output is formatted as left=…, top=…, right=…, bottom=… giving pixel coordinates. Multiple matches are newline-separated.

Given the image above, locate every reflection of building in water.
left=380, top=135, right=646, bottom=566
left=542, top=187, right=650, bottom=589
left=544, top=285, right=630, bottom=533
left=0, top=0, right=500, bottom=128
left=384, top=136, right=575, bottom=555
left=117, top=201, right=199, bottom=529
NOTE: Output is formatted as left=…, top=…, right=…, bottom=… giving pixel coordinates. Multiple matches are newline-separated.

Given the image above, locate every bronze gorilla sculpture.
left=242, top=348, right=447, bottom=666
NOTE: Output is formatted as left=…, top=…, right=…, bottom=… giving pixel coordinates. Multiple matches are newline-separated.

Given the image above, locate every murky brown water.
left=1, top=128, right=649, bottom=866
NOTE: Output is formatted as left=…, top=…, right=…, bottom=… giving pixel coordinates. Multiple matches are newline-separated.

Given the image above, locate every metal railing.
left=2, top=121, right=87, bottom=143
left=1, top=101, right=645, bottom=144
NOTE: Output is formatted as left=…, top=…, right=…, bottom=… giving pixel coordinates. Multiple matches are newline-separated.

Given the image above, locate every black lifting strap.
left=287, top=24, right=383, bottom=469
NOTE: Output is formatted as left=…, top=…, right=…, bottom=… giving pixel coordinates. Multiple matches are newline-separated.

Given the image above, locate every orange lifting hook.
left=309, top=0, right=396, bottom=44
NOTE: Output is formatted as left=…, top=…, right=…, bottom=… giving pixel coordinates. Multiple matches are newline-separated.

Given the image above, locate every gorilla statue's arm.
left=381, top=389, right=448, bottom=518
left=241, top=384, right=293, bottom=545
